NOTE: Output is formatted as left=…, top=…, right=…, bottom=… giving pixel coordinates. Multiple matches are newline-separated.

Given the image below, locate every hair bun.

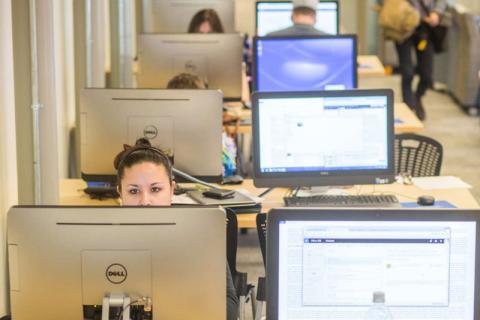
left=135, top=138, right=152, bottom=147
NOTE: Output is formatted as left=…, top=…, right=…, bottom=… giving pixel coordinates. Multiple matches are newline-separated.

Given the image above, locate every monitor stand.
left=102, top=293, right=131, bottom=320
left=296, top=186, right=350, bottom=197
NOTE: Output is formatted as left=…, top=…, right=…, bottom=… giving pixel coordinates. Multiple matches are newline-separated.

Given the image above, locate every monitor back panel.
left=8, top=206, right=226, bottom=320
left=267, top=208, right=480, bottom=320
left=80, top=88, right=223, bottom=181
left=137, top=33, right=243, bottom=100
left=142, top=0, right=235, bottom=33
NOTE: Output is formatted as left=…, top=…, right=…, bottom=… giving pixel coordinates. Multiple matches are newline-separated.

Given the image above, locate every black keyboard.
left=284, top=194, right=400, bottom=208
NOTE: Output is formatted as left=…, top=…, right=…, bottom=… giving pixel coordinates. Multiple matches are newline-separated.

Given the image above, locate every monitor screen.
left=253, top=35, right=357, bottom=92
left=256, top=1, right=339, bottom=36
left=252, top=89, right=394, bottom=187
left=142, top=0, right=235, bottom=33
left=137, top=33, right=243, bottom=101
left=7, top=206, right=227, bottom=319
left=267, top=208, right=480, bottom=320
left=80, top=88, right=223, bottom=183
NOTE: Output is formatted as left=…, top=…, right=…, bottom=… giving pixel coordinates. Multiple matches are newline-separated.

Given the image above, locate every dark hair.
left=188, top=9, right=224, bottom=33
left=167, top=73, right=206, bottom=89
left=293, top=7, right=316, bottom=17
left=114, top=138, right=174, bottom=189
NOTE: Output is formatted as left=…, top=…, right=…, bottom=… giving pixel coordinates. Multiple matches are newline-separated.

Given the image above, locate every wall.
left=0, top=0, right=18, bottom=315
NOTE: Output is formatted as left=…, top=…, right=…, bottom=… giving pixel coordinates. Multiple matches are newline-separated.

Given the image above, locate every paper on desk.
left=172, top=194, right=198, bottom=205
left=235, top=189, right=263, bottom=203
left=412, top=176, right=472, bottom=190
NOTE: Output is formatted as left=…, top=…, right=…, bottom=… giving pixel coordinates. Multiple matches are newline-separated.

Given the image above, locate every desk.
left=60, top=178, right=479, bottom=229
left=224, top=179, right=480, bottom=228
left=357, top=55, right=386, bottom=77
left=227, top=102, right=424, bottom=135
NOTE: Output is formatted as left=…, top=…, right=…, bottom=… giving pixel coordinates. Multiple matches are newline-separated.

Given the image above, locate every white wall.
left=0, top=0, right=18, bottom=315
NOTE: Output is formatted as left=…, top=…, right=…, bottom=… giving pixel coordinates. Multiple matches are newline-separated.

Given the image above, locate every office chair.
left=255, top=213, right=267, bottom=320
left=395, top=133, right=443, bottom=177
left=226, top=208, right=256, bottom=320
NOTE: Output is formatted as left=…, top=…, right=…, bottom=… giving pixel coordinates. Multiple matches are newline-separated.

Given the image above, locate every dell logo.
left=143, top=125, right=158, bottom=140
left=106, top=263, right=128, bottom=284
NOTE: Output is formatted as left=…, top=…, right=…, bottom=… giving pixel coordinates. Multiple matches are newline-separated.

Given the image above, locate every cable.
left=172, top=167, right=218, bottom=190
left=258, top=187, right=275, bottom=198
left=116, top=297, right=150, bottom=320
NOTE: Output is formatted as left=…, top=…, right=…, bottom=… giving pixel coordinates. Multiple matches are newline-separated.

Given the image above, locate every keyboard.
left=283, top=194, right=401, bottom=208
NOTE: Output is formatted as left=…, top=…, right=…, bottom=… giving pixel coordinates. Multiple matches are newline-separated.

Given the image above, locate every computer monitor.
left=251, top=89, right=394, bottom=188
left=255, top=1, right=339, bottom=36
left=267, top=208, right=480, bottom=319
left=142, top=0, right=235, bottom=33
left=137, top=33, right=243, bottom=101
left=7, top=206, right=226, bottom=320
left=80, top=88, right=223, bottom=183
left=253, top=35, right=357, bottom=92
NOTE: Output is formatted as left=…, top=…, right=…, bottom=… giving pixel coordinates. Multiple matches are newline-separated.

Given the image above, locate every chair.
left=226, top=208, right=256, bottom=320
left=395, top=133, right=443, bottom=177
left=255, top=213, right=267, bottom=320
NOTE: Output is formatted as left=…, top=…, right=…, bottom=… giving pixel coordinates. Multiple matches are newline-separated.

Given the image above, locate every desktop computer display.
left=7, top=206, right=226, bottom=320
left=80, top=88, right=223, bottom=183
left=251, top=89, right=394, bottom=187
left=137, top=33, right=243, bottom=101
left=256, top=1, right=339, bottom=36
left=267, top=208, right=480, bottom=319
left=253, top=35, right=357, bottom=92
left=142, top=0, right=235, bottom=33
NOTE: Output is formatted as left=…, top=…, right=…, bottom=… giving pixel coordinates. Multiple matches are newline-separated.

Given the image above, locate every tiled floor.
left=236, top=75, right=480, bottom=319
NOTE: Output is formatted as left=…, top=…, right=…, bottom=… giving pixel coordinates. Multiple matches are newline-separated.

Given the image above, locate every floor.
left=235, top=74, right=480, bottom=319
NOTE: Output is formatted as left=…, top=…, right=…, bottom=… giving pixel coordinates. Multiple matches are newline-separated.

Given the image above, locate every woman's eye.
left=151, top=187, right=162, bottom=193
left=128, top=189, right=139, bottom=195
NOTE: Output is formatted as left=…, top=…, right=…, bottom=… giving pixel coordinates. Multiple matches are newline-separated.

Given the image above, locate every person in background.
left=267, top=0, right=327, bottom=36
left=188, top=8, right=224, bottom=33
left=378, top=0, right=447, bottom=120
left=114, top=138, right=239, bottom=320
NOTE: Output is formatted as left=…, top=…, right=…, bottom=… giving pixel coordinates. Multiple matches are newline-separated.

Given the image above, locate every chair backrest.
left=395, top=133, right=443, bottom=177
left=256, top=213, right=267, bottom=268
left=226, top=207, right=238, bottom=275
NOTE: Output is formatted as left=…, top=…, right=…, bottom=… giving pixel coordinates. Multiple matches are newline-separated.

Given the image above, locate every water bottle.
left=364, top=291, right=393, bottom=320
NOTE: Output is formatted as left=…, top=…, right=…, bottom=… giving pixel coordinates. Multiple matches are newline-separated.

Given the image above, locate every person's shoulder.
left=266, top=26, right=295, bottom=37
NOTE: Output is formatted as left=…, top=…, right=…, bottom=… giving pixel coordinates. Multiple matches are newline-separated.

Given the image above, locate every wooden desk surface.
left=227, top=102, right=424, bottom=135
left=225, top=179, right=480, bottom=228
left=357, top=55, right=386, bottom=77
left=60, top=178, right=479, bottom=229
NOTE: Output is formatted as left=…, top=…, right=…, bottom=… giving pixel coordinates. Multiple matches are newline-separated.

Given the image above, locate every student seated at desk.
left=113, top=138, right=239, bottom=320
left=188, top=8, right=224, bottom=33
left=167, top=73, right=238, bottom=177
left=267, top=0, right=328, bottom=36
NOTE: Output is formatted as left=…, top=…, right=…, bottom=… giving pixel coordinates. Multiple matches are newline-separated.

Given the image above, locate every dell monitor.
left=253, top=35, right=357, bottom=92
left=251, top=89, right=394, bottom=188
left=137, top=33, right=243, bottom=101
left=142, top=0, right=235, bottom=33
left=80, top=88, right=223, bottom=183
left=267, top=208, right=480, bottom=319
left=8, top=206, right=226, bottom=320
left=256, top=1, right=339, bottom=36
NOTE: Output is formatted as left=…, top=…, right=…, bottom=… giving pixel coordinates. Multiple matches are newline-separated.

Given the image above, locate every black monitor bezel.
left=252, top=34, right=358, bottom=93
left=251, top=89, right=395, bottom=188
left=254, top=0, right=340, bottom=36
left=266, top=208, right=480, bottom=319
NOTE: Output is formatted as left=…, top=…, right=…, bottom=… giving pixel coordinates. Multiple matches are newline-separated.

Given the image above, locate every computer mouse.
left=417, top=195, right=435, bottom=206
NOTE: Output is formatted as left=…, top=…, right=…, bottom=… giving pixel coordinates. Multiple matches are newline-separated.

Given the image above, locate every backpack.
left=378, top=0, right=421, bottom=42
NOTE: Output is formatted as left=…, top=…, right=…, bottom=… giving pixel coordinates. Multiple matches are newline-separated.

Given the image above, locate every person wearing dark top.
left=114, top=138, right=239, bottom=320
left=267, top=0, right=327, bottom=36
left=377, top=0, right=447, bottom=120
